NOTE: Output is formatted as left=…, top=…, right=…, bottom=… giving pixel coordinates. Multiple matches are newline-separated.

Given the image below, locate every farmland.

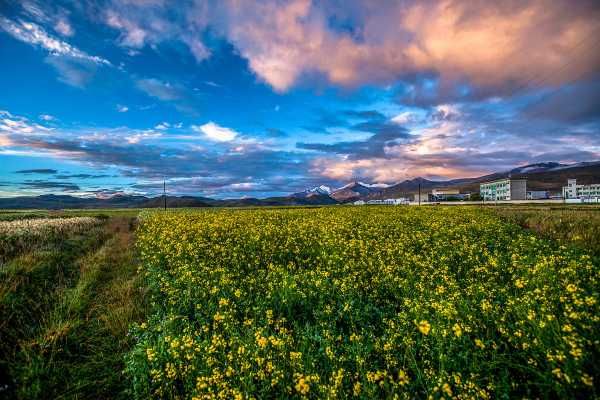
left=129, top=207, right=597, bottom=399
left=0, top=206, right=598, bottom=399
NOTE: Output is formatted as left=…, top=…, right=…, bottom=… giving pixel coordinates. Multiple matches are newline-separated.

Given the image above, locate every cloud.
left=39, top=114, right=56, bottom=121
left=218, top=0, right=600, bottom=96
left=54, top=18, right=73, bottom=37
left=0, top=17, right=110, bottom=66
left=307, top=97, right=600, bottom=182
left=154, top=122, right=170, bottom=130
left=116, top=104, right=129, bottom=113
left=103, top=1, right=211, bottom=61
left=266, top=128, right=286, bottom=137
left=193, top=122, right=238, bottom=142
left=20, top=180, right=80, bottom=192
left=86, top=0, right=600, bottom=100
left=125, top=131, right=162, bottom=144
left=135, top=78, right=183, bottom=101
left=297, top=110, right=411, bottom=159
left=0, top=16, right=113, bottom=88
left=523, top=79, right=600, bottom=123
left=15, top=168, right=58, bottom=174
left=54, top=173, right=111, bottom=179
left=45, top=55, right=98, bottom=88
left=0, top=111, right=53, bottom=135
left=105, top=9, right=149, bottom=48
left=20, top=0, right=75, bottom=37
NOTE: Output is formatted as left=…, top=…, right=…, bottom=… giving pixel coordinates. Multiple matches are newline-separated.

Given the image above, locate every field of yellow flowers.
left=127, top=207, right=599, bottom=399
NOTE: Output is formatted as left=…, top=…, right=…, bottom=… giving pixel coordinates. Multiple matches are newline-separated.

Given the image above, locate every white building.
left=562, top=179, right=600, bottom=199
left=353, top=200, right=365, bottom=205
left=480, top=178, right=527, bottom=201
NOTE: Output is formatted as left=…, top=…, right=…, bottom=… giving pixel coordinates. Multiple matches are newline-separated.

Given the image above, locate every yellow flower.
left=515, top=279, right=525, bottom=289
left=417, top=320, right=431, bottom=335
left=442, top=383, right=453, bottom=397
left=146, top=347, right=156, bottom=362
left=581, top=373, right=593, bottom=387
left=295, top=376, right=310, bottom=395
left=452, top=323, right=462, bottom=337
left=566, top=284, right=577, bottom=293
left=218, top=298, right=229, bottom=307
left=256, top=336, right=268, bottom=348
left=398, top=369, right=409, bottom=386
left=475, top=339, right=486, bottom=349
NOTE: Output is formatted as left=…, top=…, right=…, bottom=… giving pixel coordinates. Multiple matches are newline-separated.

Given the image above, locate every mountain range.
left=1, top=161, right=598, bottom=209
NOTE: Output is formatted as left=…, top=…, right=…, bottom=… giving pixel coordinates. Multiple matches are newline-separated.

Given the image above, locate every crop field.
left=127, top=207, right=598, bottom=399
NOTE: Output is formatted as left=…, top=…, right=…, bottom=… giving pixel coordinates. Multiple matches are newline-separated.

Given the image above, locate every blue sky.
left=0, top=0, right=599, bottom=198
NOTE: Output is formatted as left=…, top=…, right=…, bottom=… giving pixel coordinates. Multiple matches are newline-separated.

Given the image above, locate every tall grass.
left=0, top=216, right=147, bottom=399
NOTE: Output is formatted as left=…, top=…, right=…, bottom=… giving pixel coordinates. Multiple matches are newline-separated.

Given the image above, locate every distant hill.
left=140, top=196, right=213, bottom=208
left=1, top=161, right=598, bottom=208
left=330, top=182, right=386, bottom=202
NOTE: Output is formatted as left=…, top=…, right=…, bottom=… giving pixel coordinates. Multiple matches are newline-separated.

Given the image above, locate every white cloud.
left=0, top=17, right=111, bottom=66
left=193, top=122, right=238, bottom=142
left=117, top=104, right=129, bottom=113
left=391, top=112, right=416, bottom=125
left=39, top=114, right=55, bottom=121
left=105, top=10, right=148, bottom=48
left=136, top=78, right=182, bottom=101
left=54, top=18, right=73, bottom=37
left=0, top=113, right=53, bottom=135
left=125, top=131, right=161, bottom=144
left=154, top=122, right=170, bottom=130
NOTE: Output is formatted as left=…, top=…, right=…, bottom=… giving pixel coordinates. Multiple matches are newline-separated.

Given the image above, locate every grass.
left=0, top=215, right=147, bottom=399
left=491, top=205, right=600, bottom=257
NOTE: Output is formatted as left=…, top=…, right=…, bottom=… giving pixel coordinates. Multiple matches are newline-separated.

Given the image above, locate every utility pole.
left=163, top=180, right=167, bottom=211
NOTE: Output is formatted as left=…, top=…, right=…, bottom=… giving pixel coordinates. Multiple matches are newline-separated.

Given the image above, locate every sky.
left=0, top=0, right=599, bottom=198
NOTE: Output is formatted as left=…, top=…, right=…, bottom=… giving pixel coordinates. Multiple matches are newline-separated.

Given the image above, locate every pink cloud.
left=220, top=0, right=600, bottom=92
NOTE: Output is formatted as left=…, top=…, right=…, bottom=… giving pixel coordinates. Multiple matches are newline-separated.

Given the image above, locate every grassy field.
left=0, top=213, right=147, bottom=399
left=0, top=205, right=598, bottom=399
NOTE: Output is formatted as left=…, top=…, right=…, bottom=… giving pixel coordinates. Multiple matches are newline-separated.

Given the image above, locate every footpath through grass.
left=0, top=216, right=147, bottom=399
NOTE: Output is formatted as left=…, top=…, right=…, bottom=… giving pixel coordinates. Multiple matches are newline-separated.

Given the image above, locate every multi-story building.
left=480, top=178, right=527, bottom=201
left=562, top=179, right=600, bottom=199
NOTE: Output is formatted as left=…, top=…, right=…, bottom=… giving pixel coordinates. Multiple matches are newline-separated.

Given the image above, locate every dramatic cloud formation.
left=217, top=0, right=600, bottom=94
left=0, top=0, right=598, bottom=197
